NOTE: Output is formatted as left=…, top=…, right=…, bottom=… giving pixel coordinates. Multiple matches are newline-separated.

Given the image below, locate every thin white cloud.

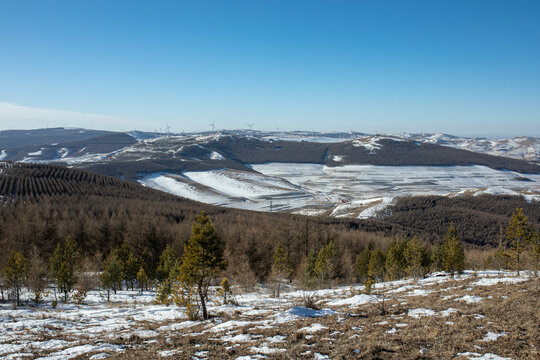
left=0, top=102, right=130, bottom=130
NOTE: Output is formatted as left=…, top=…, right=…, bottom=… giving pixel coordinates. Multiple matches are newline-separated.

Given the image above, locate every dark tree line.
left=384, top=195, right=539, bottom=246
left=0, top=162, right=537, bottom=287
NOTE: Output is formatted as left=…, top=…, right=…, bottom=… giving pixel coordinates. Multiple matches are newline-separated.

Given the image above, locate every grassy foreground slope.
left=0, top=271, right=537, bottom=359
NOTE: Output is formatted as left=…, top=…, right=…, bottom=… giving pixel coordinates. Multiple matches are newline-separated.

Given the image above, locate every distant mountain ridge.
left=1, top=128, right=538, bottom=220
left=0, top=128, right=538, bottom=176
left=0, top=127, right=115, bottom=149
left=400, top=132, right=539, bottom=162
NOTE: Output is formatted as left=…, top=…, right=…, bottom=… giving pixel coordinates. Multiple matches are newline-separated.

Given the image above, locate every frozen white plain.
left=0, top=270, right=531, bottom=359
left=139, top=163, right=540, bottom=218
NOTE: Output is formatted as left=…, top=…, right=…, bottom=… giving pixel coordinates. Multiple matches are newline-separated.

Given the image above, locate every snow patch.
left=472, top=277, right=528, bottom=286
left=314, top=353, right=331, bottom=360
left=156, top=321, right=199, bottom=332
left=327, top=294, right=379, bottom=307
left=479, top=332, right=506, bottom=342
left=249, top=345, right=286, bottom=354
left=209, top=151, right=225, bottom=160
left=439, top=308, right=458, bottom=317
left=211, top=320, right=259, bottom=332
left=297, top=323, right=327, bottom=333
left=157, top=349, right=181, bottom=357
left=456, top=295, right=483, bottom=304
left=358, top=197, right=393, bottom=219
left=456, top=352, right=513, bottom=360
left=408, top=308, right=436, bottom=318
left=35, top=343, right=124, bottom=360
left=28, top=149, right=43, bottom=156
left=222, top=334, right=253, bottom=342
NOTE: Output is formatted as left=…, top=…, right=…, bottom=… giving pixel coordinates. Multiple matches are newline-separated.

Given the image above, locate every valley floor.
left=140, top=164, right=540, bottom=218
left=0, top=271, right=538, bottom=359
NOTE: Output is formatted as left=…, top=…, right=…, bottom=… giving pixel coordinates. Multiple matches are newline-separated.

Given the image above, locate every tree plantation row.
left=2, top=208, right=537, bottom=321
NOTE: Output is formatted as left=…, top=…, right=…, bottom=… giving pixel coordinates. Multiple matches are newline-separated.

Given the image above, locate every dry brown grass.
left=63, top=277, right=540, bottom=359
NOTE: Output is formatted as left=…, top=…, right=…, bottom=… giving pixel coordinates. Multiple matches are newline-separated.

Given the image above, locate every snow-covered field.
left=0, top=271, right=536, bottom=359
left=140, top=164, right=540, bottom=218
left=140, top=170, right=311, bottom=211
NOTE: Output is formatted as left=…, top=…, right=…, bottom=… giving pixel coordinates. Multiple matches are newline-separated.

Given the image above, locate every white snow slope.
left=140, top=164, right=540, bottom=218
left=0, top=270, right=533, bottom=359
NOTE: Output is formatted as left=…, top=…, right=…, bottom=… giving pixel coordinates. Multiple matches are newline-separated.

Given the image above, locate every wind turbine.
left=165, top=123, right=171, bottom=135
left=247, top=123, right=254, bottom=131
left=210, top=120, right=216, bottom=132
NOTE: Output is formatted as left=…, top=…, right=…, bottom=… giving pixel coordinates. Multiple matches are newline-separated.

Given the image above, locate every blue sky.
left=0, top=0, right=539, bottom=136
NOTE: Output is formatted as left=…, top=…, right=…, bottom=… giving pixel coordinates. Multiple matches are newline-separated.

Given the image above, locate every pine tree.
left=26, top=246, right=48, bottom=303
left=368, top=248, right=386, bottom=281
left=6, top=250, right=28, bottom=306
left=114, top=241, right=136, bottom=290
left=494, top=239, right=510, bottom=274
left=531, top=232, right=540, bottom=273
left=178, top=211, right=227, bottom=320
left=100, top=251, right=123, bottom=301
left=314, top=241, right=336, bottom=288
left=363, top=276, right=375, bottom=294
left=441, top=223, right=465, bottom=278
left=156, top=279, right=172, bottom=305
left=124, top=253, right=140, bottom=290
left=140, top=248, right=156, bottom=282
left=404, top=236, right=431, bottom=279
left=385, top=237, right=408, bottom=280
left=300, top=249, right=318, bottom=290
left=156, top=244, right=177, bottom=284
left=270, top=242, right=292, bottom=297
left=136, top=266, right=148, bottom=294
left=218, top=277, right=232, bottom=304
left=50, top=236, right=82, bottom=302
left=431, top=242, right=444, bottom=272
left=506, top=208, right=537, bottom=275
left=354, top=248, right=371, bottom=282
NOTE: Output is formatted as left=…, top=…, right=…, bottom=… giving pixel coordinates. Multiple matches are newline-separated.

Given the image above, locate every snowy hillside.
left=399, top=133, right=540, bottom=162
left=0, top=271, right=537, bottom=359
left=140, top=164, right=540, bottom=218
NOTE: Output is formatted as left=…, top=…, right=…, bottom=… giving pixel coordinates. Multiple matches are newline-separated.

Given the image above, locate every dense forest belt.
left=0, top=162, right=538, bottom=281
left=384, top=196, right=539, bottom=247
